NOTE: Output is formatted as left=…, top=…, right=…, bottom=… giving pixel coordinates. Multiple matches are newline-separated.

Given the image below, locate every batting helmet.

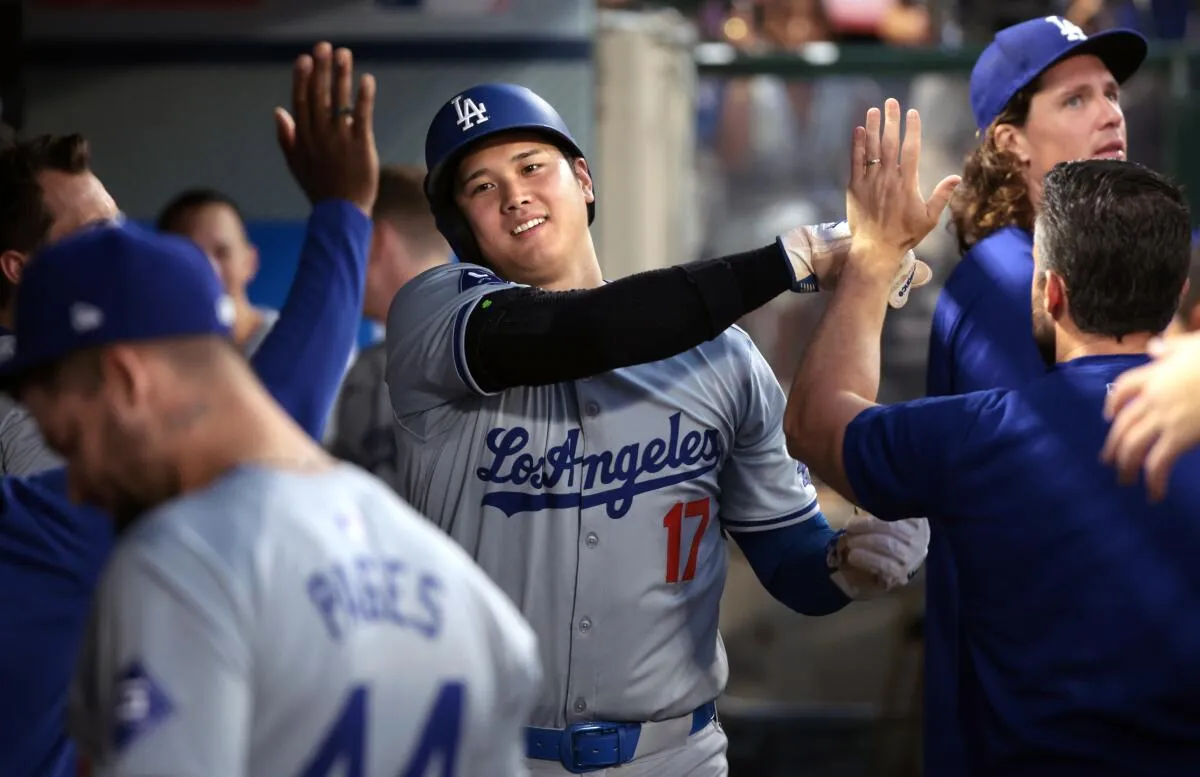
left=423, top=83, right=595, bottom=266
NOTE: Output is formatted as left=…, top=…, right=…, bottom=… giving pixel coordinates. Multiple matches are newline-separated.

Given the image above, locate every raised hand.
left=274, top=42, right=379, bottom=216
left=846, top=99, right=960, bottom=281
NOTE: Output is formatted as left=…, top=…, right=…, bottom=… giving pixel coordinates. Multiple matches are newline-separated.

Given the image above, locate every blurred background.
left=6, top=0, right=1197, bottom=773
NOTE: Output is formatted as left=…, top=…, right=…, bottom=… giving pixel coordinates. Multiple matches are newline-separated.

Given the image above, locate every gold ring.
left=866, top=158, right=882, bottom=167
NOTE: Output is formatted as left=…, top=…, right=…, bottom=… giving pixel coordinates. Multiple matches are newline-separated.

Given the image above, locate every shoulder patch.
left=797, top=462, right=813, bottom=488
left=112, top=661, right=174, bottom=753
left=458, top=266, right=505, bottom=292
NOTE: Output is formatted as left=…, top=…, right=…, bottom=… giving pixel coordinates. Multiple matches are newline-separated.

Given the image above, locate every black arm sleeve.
left=463, top=243, right=792, bottom=392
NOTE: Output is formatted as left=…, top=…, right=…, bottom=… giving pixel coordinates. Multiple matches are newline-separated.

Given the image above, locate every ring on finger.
left=334, top=105, right=354, bottom=120
left=866, top=158, right=882, bottom=168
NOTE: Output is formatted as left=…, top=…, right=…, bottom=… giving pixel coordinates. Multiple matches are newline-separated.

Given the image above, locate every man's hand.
left=1101, top=332, right=1200, bottom=502
left=778, top=221, right=933, bottom=309
left=274, top=42, right=380, bottom=217
left=846, top=99, right=960, bottom=283
left=828, top=509, right=929, bottom=599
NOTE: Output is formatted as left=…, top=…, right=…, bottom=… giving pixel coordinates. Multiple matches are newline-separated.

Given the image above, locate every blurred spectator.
left=157, top=188, right=278, bottom=356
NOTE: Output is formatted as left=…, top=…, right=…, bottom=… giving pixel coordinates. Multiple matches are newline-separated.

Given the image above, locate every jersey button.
left=585, top=532, right=599, bottom=548
left=573, top=698, right=587, bottom=713
left=579, top=617, right=592, bottom=633
left=585, top=402, right=600, bottom=417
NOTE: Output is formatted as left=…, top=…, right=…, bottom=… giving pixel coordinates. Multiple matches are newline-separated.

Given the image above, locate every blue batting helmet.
left=423, top=83, right=595, bottom=266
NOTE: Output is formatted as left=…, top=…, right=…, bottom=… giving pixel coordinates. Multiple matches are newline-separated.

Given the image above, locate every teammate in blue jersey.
left=384, top=84, right=938, bottom=775
left=0, top=42, right=375, bottom=777
left=786, top=102, right=1200, bottom=774
left=922, top=17, right=1147, bottom=773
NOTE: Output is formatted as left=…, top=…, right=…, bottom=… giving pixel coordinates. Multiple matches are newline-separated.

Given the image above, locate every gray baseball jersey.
left=69, top=462, right=541, bottom=777
left=328, top=341, right=399, bottom=483
left=385, top=264, right=820, bottom=729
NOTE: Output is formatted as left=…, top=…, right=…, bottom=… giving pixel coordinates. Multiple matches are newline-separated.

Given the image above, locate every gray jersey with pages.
left=69, top=463, right=541, bottom=777
left=385, top=263, right=819, bottom=728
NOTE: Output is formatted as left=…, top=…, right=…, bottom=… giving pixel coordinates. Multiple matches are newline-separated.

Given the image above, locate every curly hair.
left=949, top=80, right=1039, bottom=255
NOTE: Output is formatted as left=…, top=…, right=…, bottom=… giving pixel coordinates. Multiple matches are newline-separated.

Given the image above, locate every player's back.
left=944, top=354, right=1200, bottom=775
left=73, top=464, right=540, bottom=777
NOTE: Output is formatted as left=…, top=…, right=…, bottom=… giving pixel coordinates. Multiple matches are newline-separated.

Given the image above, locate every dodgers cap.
left=970, top=16, right=1147, bottom=131
left=0, top=221, right=235, bottom=384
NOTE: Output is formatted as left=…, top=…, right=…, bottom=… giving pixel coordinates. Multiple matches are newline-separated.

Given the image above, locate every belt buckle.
left=560, top=721, right=623, bottom=774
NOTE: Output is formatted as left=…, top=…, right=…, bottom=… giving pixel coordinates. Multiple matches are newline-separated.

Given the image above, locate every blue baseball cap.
left=0, top=222, right=235, bottom=384
left=970, top=16, right=1147, bottom=131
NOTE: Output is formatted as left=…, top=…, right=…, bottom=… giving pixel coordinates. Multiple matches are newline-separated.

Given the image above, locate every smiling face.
left=1001, top=55, right=1127, bottom=193
left=452, top=131, right=594, bottom=288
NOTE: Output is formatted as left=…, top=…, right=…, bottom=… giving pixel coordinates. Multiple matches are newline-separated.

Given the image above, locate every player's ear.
left=1043, top=270, right=1067, bottom=318
left=993, top=123, right=1030, bottom=165
left=0, top=249, right=29, bottom=288
left=572, top=157, right=594, bottom=204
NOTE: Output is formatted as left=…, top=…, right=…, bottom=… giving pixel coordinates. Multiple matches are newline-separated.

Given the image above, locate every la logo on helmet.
left=452, top=95, right=490, bottom=132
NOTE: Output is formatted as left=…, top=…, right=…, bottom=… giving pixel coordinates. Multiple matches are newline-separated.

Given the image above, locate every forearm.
left=785, top=250, right=895, bottom=496
left=251, top=200, right=371, bottom=438
left=467, top=243, right=793, bottom=392
left=735, top=514, right=850, bottom=616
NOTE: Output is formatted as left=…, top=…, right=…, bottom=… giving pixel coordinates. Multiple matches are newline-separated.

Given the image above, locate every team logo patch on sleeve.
left=458, top=267, right=505, bottom=292
left=111, top=661, right=174, bottom=753
left=797, top=462, right=813, bottom=488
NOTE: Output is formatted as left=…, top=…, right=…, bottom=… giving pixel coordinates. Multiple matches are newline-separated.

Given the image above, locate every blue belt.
left=525, top=701, right=717, bottom=774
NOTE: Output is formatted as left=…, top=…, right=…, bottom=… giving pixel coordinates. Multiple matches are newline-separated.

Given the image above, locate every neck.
left=171, top=382, right=331, bottom=495
left=231, top=299, right=263, bottom=347
left=1057, top=329, right=1156, bottom=364
left=537, top=238, right=605, bottom=292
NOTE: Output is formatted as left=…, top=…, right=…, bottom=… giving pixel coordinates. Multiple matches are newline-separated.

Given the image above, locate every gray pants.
left=526, top=720, right=728, bottom=777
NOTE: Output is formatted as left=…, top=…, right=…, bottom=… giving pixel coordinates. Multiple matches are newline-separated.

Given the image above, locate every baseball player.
left=384, top=83, right=931, bottom=775
left=0, top=41, right=377, bottom=777
left=2, top=221, right=540, bottom=777
left=924, top=17, right=1146, bottom=773
left=787, top=100, right=1200, bottom=772
left=328, top=164, right=450, bottom=481
left=156, top=187, right=279, bottom=356
left=0, top=133, right=119, bottom=476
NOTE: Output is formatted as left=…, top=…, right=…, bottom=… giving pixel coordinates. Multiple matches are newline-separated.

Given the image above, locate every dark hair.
left=1037, top=159, right=1191, bottom=338
left=0, top=134, right=92, bottom=306
left=156, top=188, right=245, bottom=235
left=949, top=81, right=1039, bottom=254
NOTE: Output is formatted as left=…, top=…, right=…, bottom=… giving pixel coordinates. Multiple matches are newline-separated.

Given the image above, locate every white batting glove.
left=827, top=509, right=929, bottom=600
left=778, top=221, right=933, bottom=309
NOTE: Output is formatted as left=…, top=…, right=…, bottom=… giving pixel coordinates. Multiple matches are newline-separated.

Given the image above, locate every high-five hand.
left=274, top=42, right=380, bottom=217
left=847, top=99, right=960, bottom=282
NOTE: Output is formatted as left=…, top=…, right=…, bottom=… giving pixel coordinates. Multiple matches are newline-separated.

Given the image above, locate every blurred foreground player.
left=7, top=222, right=539, bottom=777
left=0, top=42, right=376, bottom=777
left=787, top=113, right=1200, bottom=772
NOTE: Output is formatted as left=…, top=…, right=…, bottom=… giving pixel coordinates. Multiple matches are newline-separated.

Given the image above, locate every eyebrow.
left=460, top=149, right=545, bottom=189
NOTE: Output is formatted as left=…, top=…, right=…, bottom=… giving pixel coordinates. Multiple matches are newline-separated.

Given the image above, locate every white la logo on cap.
left=1045, top=15, right=1087, bottom=42
left=70, top=302, right=103, bottom=333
